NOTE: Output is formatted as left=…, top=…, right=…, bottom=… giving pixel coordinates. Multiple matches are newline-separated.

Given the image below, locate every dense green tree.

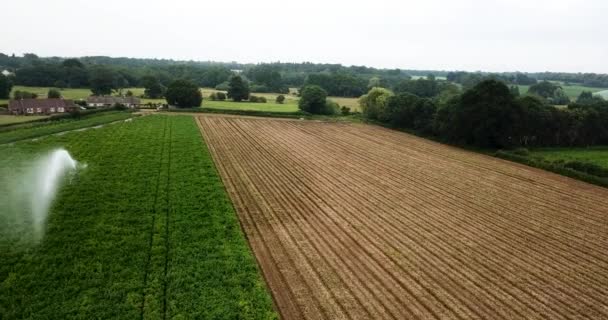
left=359, top=87, right=393, bottom=121
left=0, top=74, right=12, bottom=99
left=47, top=88, right=61, bottom=99
left=227, top=75, right=250, bottom=102
left=441, top=80, right=518, bottom=148
left=13, top=90, right=38, bottom=99
left=165, top=79, right=202, bottom=107
left=298, top=85, right=328, bottom=114
left=62, top=58, right=84, bottom=69
left=141, top=75, right=165, bottom=98
left=386, top=93, right=437, bottom=133
left=89, top=67, right=117, bottom=95
left=247, top=64, right=286, bottom=92
left=276, top=95, right=285, bottom=104
left=528, top=81, right=559, bottom=98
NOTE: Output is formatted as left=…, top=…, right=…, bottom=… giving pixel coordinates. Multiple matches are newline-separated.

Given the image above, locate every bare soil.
left=197, top=115, right=608, bottom=320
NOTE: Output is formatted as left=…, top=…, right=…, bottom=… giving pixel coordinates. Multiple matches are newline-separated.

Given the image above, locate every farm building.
left=86, top=96, right=141, bottom=108
left=8, top=99, right=78, bottom=115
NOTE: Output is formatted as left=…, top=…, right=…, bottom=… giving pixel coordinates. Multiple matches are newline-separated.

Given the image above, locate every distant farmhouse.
left=86, top=96, right=141, bottom=108
left=1, top=70, right=13, bottom=77
left=9, top=99, right=78, bottom=115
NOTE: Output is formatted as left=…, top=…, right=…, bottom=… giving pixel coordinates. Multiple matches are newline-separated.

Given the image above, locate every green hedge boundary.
left=494, top=150, right=608, bottom=188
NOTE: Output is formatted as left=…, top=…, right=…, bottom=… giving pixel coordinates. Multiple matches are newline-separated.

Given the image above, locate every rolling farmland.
left=198, top=115, right=608, bottom=320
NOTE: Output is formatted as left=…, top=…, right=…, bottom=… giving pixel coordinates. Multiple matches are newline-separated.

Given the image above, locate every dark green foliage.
left=208, top=92, right=217, bottom=101
left=304, top=72, right=367, bottom=97
left=248, top=96, right=268, bottom=103
left=440, top=80, right=518, bottom=148
left=528, top=81, right=570, bottom=105
left=510, top=85, right=520, bottom=97
left=275, top=95, right=285, bottom=104
left=0, top=74, right=12, bottom=99
left=89, top=66, right=117, bottom=95
left=298, top=85, right=328, bottom=114
left=495, top=150, right=608, bottom=188
left=563, top=161, right=608, bottom=177
left=216, top=92, right=226, bottom=101
left=47, top=88, right=61, bottom=99
left=247, top=64, right=287, bottom=92
left=227, top=75, right=250, bottom=102
left=386, top=93, right=437, bottom=133
left=341, top=106, right=351, bottom=115
left=13, top=90, right=38, bottom=99
left=141, top=75, right=165, bottom=99
left=165, top=79, right=202, bottom=108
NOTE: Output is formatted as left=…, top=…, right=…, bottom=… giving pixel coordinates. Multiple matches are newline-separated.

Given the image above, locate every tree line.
left=359, top=79, right=608, bottom=149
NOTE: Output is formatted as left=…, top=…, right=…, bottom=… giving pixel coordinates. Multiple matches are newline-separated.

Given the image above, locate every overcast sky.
left=2, top=0, right=607, bottom=73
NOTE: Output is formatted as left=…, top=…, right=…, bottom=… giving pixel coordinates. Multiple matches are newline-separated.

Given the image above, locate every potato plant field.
left=197, top=115, right=608, bottom=320
left=0, top=115, right=276, bottom=319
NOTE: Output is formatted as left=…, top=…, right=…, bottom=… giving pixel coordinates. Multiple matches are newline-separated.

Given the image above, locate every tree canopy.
left=298, top=85, right=328, bottom=114
left=227, top=75, right=250, bottom=102
left=165, top=79, right=202, bottom=108
left=0, top=74, right=12, bottom=99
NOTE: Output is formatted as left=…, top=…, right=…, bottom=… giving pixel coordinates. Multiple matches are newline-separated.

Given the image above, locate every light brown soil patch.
left=197, top=115, right=608, bottom=320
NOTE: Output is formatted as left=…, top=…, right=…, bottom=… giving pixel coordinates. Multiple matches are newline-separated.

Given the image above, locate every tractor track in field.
left=197, top=115, right=608, bottom=320
left=140, top=116, right=168, bottom=320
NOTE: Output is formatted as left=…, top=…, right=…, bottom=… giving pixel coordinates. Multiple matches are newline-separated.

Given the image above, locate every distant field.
left=518, top=83, right=608, bottom=100
left=203, top=100, right=299, bottom=112
left=2, top=86, right=361, bottom=112
left=0, top=115, right=49, bottom=125
left=530, top=147, right=608, bottom=169
left=596, top=90, right=608, bottom=99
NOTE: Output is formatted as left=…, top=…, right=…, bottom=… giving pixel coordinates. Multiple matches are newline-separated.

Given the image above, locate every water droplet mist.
left=30, top=149, right=78, bottom=238
left=0, top=148, right=80, bottom=243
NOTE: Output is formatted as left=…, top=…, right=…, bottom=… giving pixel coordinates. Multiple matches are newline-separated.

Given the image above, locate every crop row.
left=0, top=115, right=276, bottom=319
left=197, top=116, right=608, bottom=320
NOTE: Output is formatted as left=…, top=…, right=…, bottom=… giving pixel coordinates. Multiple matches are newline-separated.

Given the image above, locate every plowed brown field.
left=197, top=115, right=608, bottom=320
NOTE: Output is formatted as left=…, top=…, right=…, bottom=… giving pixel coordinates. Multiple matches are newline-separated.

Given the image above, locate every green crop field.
left=0, top=115, right=49, bottom=125
left=0, top=111, right=135, bottom=145
left=529, top=147, right=608, bottom=169
left=0, top=115, right=276, bottom=319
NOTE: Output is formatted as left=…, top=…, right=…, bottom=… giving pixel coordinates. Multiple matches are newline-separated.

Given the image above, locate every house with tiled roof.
left=86, top=96, right=141, bottom=108
left=8, top=99, right=78, bottom=115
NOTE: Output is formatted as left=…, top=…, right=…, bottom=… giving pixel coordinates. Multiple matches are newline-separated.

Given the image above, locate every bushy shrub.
left=216, top=92, right=226, bottom=101
left=321, top=100, right=340, bottom=115
left=276, top=95, right=285, bottom=104
left=249, top=95, right=267, bottom=103
left=564, top=161, right=608, bottom=177
left=341, top=106, right=351, bottom=115
left=511, top=148, right=530, bottom=156
left=208, top=92, right=217, bottom=101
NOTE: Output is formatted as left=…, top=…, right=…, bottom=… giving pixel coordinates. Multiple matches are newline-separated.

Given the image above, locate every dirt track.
left=197, top=115, right=608, bottom=320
